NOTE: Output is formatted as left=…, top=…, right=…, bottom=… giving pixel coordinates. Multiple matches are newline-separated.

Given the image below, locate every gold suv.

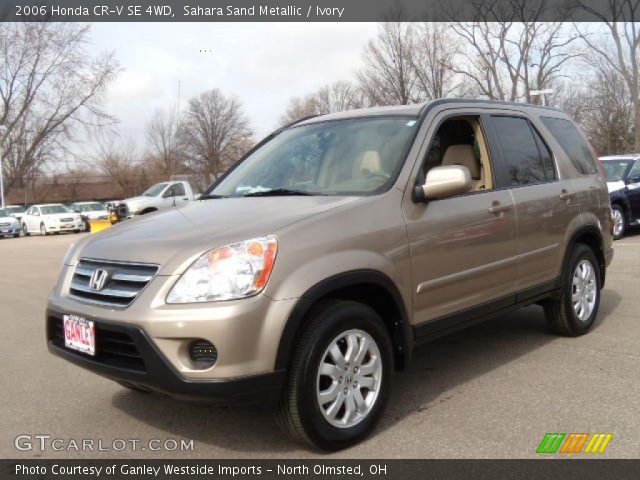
left=47, top=100, right=614, bottom=450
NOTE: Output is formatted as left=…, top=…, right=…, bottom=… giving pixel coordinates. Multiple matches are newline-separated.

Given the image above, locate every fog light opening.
left=189, top=340, right=218, bottom=369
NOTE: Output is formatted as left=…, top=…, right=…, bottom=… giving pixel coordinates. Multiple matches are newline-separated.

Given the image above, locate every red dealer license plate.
left=63, top=315, right=95, bottom=356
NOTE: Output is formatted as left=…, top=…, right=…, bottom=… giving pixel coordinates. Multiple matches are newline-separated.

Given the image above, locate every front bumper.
left=46, top=309, right=286, bottom=404
left=48, top=222, right=83, bottom=232
left=0, top=224, right=20, bottom=236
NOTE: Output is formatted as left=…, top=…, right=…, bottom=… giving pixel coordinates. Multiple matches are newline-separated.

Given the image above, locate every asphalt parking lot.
left=1, top=231, right=639, bottom=459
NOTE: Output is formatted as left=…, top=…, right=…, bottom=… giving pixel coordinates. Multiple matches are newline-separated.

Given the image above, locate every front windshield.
left=76, top=202, right=105, bottom=212
left=602, top=160, right=633, bottom=182
left=0, top=209, right=11, bottom=217
left=40, top=205, right=71, bottom=215
left=6, top=206, right=25, bottom=213
left=143, top=183, right=169, bottom=196
left=211, top=116, right=419, bottom=197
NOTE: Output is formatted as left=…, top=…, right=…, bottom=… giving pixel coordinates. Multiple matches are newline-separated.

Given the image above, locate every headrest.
left=442, top=144, right=481, bottom=179
left=354, top=151, right=382, bottom=178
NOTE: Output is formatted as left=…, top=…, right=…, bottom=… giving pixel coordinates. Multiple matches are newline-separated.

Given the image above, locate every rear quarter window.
left=540, top=117, right=598, bottom=175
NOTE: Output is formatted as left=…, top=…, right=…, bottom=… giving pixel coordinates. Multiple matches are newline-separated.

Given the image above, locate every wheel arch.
left=563, top=225, right=606, bottom=288
left=274, top=270, right=413, bottom=372
left=139, top=207, right=158, bottom=215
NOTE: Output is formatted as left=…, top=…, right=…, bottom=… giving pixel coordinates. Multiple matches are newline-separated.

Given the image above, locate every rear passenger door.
left=485, top=114, right=579, bottom=292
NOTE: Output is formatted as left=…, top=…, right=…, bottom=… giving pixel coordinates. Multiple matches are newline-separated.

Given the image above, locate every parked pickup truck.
left=117, top=181, right=195, bottom=217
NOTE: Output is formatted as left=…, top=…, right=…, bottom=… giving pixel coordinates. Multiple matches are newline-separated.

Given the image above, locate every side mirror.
left=626, top=175, right=640, bottom=185
left=415, top=165, right=472, bottom=202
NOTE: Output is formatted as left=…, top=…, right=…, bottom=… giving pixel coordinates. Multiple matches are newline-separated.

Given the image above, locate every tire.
left=276, top=300, right=393, bottom=451
left=22, top=223, right=29, bottom=236
left=611, top=205, right=626, bottom=240
left=40, top=223, right=48, bottom=236
left=12, top=234, right=19, bottom=238
left=544, top=244, right=601, bottom=336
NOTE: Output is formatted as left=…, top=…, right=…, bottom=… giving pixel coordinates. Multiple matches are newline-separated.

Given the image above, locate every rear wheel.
left=276, top=300, right=392, bottom=451
left=544, top=244, right=601, bottom=336
left=611, top=205, right=625, bottom=240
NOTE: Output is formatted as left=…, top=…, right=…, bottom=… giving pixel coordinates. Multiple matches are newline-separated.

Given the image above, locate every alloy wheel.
left=572, top=259, right=597, bottom=321
left=316, top=329, right=382, bottom=429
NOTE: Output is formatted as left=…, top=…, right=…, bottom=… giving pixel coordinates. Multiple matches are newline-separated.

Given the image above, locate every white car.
left=0, top=207, right=21, bottom=238
left=70, top=201, right=109, bottom=231
left=21, top=204, right=84, bottom=236
left=121, top=181, right=195, bottom=217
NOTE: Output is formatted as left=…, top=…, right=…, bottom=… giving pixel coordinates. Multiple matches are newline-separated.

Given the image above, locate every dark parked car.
left=600, top=154, right=640, bottom=239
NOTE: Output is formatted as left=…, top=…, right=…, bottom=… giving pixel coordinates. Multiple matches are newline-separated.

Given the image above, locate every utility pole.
left=0, top=125, right=7, bottom=208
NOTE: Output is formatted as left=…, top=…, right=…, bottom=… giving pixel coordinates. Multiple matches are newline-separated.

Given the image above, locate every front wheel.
left=276, top=300, right=392, bottom=451
left=544, top=244, right=601, bottom=336
left=40, top=223, right=48, bottom=236
left=611, top=205, right=625, bottom=240
left=22, top=223, right=29, bottom=236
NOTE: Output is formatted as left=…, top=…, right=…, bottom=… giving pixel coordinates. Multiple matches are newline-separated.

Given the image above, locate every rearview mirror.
left=417, top=165, right=472, bottom=201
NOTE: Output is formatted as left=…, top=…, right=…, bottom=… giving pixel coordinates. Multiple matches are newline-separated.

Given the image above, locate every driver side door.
left=403, top=110, right=518, bottom=335
left=625, top=161, right=640, bottom=221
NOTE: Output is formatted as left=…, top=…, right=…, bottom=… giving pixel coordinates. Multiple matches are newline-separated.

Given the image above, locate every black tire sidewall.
left=295, top=303, right=393, bottom=450
left=562, top=245, right=601, bottom=334
left=612, top=205, right=625, bottom=240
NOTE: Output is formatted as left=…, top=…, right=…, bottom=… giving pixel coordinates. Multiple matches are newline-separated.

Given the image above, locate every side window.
left=422, top=116, right=494, bottom=191
left=173, top=183, right=185, bottom=196
left=490, top=116, right=547, bottom=187
left=531, top=127, right=557, bottom=181
left=540, top=117, right=598, bottom=175
left=628, top=161, right=640, bottom=183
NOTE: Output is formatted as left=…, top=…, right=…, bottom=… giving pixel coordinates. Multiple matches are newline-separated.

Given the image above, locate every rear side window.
left=540, top=117, right=598, bottom=175
left=490, top=116, right=550, bottom=187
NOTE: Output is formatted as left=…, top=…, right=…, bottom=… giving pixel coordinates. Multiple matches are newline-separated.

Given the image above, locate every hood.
left=0, top=215, right=17, bottom=223
left=607, top=180, right=625, bottom=193
left=77, top=196, right=360, bottom=274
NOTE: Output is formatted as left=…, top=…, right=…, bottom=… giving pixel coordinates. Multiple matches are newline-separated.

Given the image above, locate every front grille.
left=0, top=222, right=10, bottom=227
left=50, top=318, right=145, bottom=371
left=59, top=217, right=74, bottom=222
left=69, top=258, right=159, bottom=308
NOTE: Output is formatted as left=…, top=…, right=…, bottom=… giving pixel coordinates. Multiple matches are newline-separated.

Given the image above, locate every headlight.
left=167, top=236, right=278, bottom=304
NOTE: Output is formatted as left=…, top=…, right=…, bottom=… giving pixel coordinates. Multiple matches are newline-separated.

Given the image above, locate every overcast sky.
left=86, top=23, right=379, bottom=150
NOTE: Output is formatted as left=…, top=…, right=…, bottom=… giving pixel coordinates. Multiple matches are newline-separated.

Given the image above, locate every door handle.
left=488, top=202, right=513, bottom=214
left=559, top=190, right=575, bottom=200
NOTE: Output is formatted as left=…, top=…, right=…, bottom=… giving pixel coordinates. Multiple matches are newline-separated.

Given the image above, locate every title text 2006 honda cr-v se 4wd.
left=47, top=99, right=613, bottom=450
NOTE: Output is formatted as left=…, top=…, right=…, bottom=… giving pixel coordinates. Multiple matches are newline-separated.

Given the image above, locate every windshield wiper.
left=242, top=188, right=319, bottom=197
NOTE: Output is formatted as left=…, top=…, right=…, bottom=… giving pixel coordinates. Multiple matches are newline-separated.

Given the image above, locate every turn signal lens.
left=167, top=236, right=278, bottom=303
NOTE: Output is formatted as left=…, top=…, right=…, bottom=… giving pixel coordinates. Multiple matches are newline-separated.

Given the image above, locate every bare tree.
left=146, top=108, right=184, bottom=175
left=581, top=66, right=634, bottom=155
left=575, top=0, right=640, bottom=150
left=410, top=23, right=466, bottom=99
left=0, top=23, right=119, bottom=193
left=280, top=81, right=365, bottom=125
left=357, top=3, right=419, bottom=106
left=180, top=89, right=253, bottom=179
left=94, top=137, right=149, bottom=197
left=449, top=1, right=577, bottom=102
